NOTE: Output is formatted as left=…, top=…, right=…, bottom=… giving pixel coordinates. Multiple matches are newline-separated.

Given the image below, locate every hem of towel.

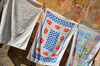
left=0, top=42, right=27, bottom=50
left=27, top=57, right=59, bottom=66
left=79, top=24, right=100, bottom=35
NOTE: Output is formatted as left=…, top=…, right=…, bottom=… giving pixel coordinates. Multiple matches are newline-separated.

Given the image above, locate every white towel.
left=66, top=24, right=100, bottom=66
left=0, top=0, right=42, bottom=50
left=27, top=7, right=77, bottom=66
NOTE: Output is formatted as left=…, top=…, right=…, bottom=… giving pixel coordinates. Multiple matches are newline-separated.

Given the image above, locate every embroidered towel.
left=66, top=24, right=100, bottom=66
left=27, top=8, right=77, bottom=66
left=0, top=0, right=42, bottom=50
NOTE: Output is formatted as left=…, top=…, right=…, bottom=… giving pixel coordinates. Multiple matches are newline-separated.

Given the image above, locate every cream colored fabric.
left=27, top=7, right=77, bottom=66
left=0, top=0, right=42, bottom=50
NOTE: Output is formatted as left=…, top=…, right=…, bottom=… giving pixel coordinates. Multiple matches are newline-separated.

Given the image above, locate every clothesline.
left=0, top=0, right=100, bottom=66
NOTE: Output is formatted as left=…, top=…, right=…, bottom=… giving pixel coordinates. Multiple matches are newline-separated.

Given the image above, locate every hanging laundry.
left=66, top=24, right=100, bottom=66
left=0, top=0, right=42, bottom=50
left=27, top=7, right=77, bottom=66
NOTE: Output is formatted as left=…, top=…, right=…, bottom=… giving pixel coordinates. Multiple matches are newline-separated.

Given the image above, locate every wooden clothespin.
left=42, top=2, right=46, bottom=13
left=77, top=20, right=81, bottom=27
left=72, top=20, right=81, bottom=35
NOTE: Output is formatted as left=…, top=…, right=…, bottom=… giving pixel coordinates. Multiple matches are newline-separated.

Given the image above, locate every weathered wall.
left=36, top=0, right=100, bottom=65
left=0, top=0, right=100, bottom=66
left=36, top=0, right=100, bottom=29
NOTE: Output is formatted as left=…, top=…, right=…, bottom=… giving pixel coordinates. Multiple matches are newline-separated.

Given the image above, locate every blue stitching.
left=44, top=29, right=60, bottom=51
left=46, top=11, right=75, bottom=28
left=32, top=10, right=75, bottom=63
left=32, top=51, right=57, bottom=63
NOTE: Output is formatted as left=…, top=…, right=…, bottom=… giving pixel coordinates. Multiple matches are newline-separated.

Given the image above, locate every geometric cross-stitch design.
left=46, top=11, right=75, bottom=28
left=31, top=10, right=75, bottom=63
left=44, top=29, right=60, bottom=51
left=32, top=51, right=57, bottom=63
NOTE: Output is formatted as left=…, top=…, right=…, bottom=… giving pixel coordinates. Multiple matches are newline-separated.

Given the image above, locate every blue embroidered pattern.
left=32, top=10, right=75, bottom=63
left=32, top=51, right=57, bottom=63
left=44, top=29, right=60, bottom=51
left=46, top=11, right=75, bottom=28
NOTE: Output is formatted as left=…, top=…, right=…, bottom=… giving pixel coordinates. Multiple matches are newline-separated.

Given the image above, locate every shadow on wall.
left=7, top=23, right=39, bottom=66
left=0, top=44, right=3, bottom=48
left=60, top=36, right=73, bottom=66
left=7, top=43, right=36, bottom=66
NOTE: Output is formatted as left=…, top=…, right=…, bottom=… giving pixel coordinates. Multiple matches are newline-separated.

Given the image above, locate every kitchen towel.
left=66, top=24, right=100, bottom=66
left=0, top=0, right=42, bottom=50
left=27, top=7, right=77, bottom=66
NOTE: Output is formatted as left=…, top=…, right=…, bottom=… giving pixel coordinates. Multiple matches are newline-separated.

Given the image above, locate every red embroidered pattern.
left=64, top=29, right=69, bottom=32
left=52, top=53, right=57, bottom=57
left=60, top=36, right=64, bottom=41
left=47, top=20, right=52, bottom=25
left=55, top=25, right=60, bottom=30
left=40, top=38, right=44, bottom=43
left=56, top=45, right=60, bottom=50
left=36, top=47, right=40, bottom=52
left=43, top=52, right=48, bottom=56
left=44, top=28, right=48, bottom=34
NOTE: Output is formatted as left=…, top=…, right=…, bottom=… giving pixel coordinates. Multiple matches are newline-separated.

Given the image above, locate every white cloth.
left=0, top=0, right=4, bottom=14
left=0, top=0, right=42, bottom=50
left=66, top=24, right=100, bottom=66
left=27, top=8, right=77, bottom=66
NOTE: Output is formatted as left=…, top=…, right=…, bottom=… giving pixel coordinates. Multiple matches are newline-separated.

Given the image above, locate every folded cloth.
left=0, top=0, right=4, bottom=15
left=27, top=7, right=77, bottom=66
left=66, top=24, right=100, bottom=66
left=0, top=0, right=42, bottom=50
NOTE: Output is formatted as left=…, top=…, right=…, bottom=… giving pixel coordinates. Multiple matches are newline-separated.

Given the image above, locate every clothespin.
left=42, top=2, right=46, bottom=13
left=77, top=20, right=81, bottom=27
left=72, top=20, right=81, bottom=35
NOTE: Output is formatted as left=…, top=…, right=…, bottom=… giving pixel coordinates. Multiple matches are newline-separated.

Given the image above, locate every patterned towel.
left=66, top=24, right=100, bottom=66
left=27, top=8, right=77, bottom=66
left=0, top=0, right=42, bottom=50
